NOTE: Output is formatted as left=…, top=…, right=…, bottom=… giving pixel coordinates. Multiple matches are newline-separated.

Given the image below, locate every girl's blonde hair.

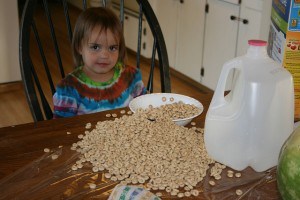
left=72, top=7, right=126, bottom=67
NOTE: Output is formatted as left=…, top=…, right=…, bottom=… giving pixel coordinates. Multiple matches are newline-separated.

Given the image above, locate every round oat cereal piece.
left=184, top=191, right=191, bottom=197
left=51, top=154, right=59, bottom=160
left=156, top=192, right=162, bottom=197
left=236, top=189, right=243, bottom=196
left=104, top=173, right=111, bottom=179
left=89, top=183, right=96, bottom=189
left=71, top=165, right=78, bottom=171
left=191, top=189, right=199, bottom=196
left=209, top=180, right=215, bottom=186
left=177, top=193, right=184, bottom=198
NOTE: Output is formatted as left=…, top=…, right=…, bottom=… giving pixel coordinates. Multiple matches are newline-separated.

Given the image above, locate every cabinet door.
left=111, top=6, right=152, bottom=58
left=201, top=0, right=239, bottom=90
left=150, top=0, right=178, bottom=68
left=236, top=0, right=264, bottom=56
left=175, top=0, right=206, bottom=82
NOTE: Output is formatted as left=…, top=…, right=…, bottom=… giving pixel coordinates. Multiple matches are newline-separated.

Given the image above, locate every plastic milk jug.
left=204, top=40, right=294, bottom=172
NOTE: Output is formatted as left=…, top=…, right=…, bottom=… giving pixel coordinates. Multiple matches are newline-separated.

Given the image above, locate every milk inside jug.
left=204, top=40, right=294, bottom=172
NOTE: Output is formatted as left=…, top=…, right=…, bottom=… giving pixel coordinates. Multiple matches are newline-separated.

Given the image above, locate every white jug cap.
left=248, top=40, right=267, bottom=46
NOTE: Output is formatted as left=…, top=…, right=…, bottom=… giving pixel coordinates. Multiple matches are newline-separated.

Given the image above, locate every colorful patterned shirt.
left=53, top=63, right=146, bottom=118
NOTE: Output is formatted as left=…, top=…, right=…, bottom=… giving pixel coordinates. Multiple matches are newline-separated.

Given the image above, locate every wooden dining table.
left=0, top=92, right=281, bottom=199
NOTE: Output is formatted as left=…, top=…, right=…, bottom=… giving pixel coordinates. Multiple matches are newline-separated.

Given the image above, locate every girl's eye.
left=89, top=44, right=100, bottom=51
left=109, top=45, right=119, bottom=52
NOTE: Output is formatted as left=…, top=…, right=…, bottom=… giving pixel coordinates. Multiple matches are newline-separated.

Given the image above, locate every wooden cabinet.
left=201, top=0, right=272, bottom=90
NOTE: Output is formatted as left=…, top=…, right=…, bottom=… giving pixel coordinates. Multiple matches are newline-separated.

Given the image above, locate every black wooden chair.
left=19, top=0, right=171, bottom=122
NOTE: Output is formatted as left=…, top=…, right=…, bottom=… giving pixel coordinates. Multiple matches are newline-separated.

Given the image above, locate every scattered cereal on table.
left=70, top=109, right=215, bottom=195
left=44, top=148, right=50, bottom=153
left=51, top=154, right=59, bottom=160
left=214, top=174, right=221, bottom=180
left=78, top=134, right=84, bottom=139
left=209, top=180, right=216, bottom=186
left=98, top=166, right=105, bottom=171
left=184, top=186, right=190, bottom=191
left=191, top=189, right=199, bottom=196
left=158, top=186, right=165, bottom=190
left=156, top=192, right=162, bottom=197
left=235, top=172, right=242, bottom=178
left=85, top=123, right=92, bottom=129
left=197, top=128, right=204, bottom=133
left=191, top=121, right=196, bottom=126
left=127, top=111, right=133, bottom=115
left=104, top=173, right=111, bottom=179
left=132, top=179, right=139, bottom=185
left=111, top=176, right=118, bottom=181
left=165, top=187, right=172, bottom=193
left=92, top=166, right=98, bottom=172
left=89, top=183, right=97, bottom=189
left=112, top=113, right=118, bottom=118
left=177, top=193, right=184, bottom=198
left=71, top=165, right=78, bottom=171
left=106, top=113, right=111, bottom=118
left=70, top=146, right=76, bottom=151
left=184, top=191, right=191, bottom=197
left=236, top=189, right=243, bottom=196
left=120, top=110, right=126, bottom=114
left=170, top=191, right=178, bottom=196
left=67, top=131, right=71, bottom=135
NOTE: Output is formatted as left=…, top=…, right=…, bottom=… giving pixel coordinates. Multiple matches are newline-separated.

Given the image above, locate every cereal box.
left=268, top=0, right=300, bottom=120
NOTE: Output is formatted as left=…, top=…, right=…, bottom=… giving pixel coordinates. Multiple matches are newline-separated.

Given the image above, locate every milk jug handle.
left=210, top=59, right=242, bottom=109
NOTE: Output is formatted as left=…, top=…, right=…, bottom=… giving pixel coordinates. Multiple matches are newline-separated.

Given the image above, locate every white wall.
left=0, top=0, right=21, bottom=83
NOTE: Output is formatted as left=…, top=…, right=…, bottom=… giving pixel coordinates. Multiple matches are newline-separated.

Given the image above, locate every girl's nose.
left=99, top=49, right=109, bottom=58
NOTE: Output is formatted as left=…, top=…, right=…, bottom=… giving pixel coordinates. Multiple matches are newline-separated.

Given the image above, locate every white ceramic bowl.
left=129, top=93, right=204, bottom=126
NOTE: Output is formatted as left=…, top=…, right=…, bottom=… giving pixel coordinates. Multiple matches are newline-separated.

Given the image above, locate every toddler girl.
left=53, top=7, right=146, bottom=118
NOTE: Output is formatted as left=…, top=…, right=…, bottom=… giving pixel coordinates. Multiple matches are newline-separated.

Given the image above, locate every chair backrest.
left=19, top=0, right=171, bottom=122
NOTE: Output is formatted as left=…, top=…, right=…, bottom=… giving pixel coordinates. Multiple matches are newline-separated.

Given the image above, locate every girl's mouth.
left=97, top=63, right=109, bottom=67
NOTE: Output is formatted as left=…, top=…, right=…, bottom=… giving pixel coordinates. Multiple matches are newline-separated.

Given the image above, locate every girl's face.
left=79, top=26, right=119, bottom=82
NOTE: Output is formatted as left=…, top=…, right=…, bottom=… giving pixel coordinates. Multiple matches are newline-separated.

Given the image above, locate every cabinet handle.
left=230, top=15, right=237, bottom=20
left=180, top=0, right=184, bottom=3
left=125, top=15, right=129, bottom=20
left=242, top=19, right=249, bottom=24
left=230, top=15, right=249, bottom=25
